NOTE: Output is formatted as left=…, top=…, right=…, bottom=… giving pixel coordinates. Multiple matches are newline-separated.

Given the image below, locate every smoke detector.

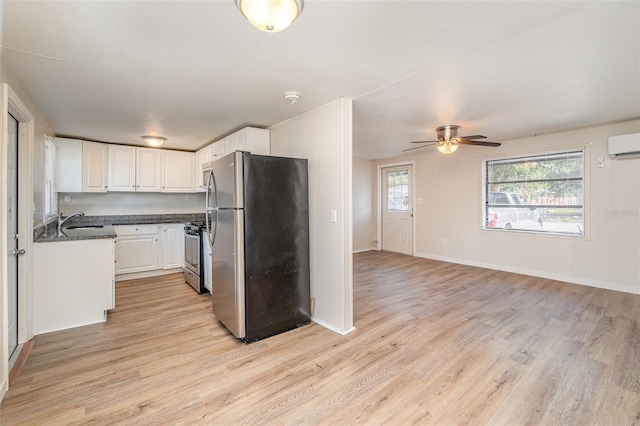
left=284, top=91, right=300, bottom=104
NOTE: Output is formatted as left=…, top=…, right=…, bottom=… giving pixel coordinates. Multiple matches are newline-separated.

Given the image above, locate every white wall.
left=58, top=192, right=205, bottom=216
left=352, top=157, right=373, bottom=252
left=4, top=69, right=54, bottom=227
left=269, top=98, right=354, bottom=335
left=1, top=64, right=55, bottom=400
left=375, top=119, right=640, bottom=295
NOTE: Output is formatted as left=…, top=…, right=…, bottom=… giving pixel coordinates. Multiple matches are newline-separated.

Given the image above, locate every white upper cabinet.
left=224, top=133, right=238, bottom=154
left=223, top=127, right=270, bottom=156
left=56, top=137, right=83, bottom=192
left=108, top=145, right=162, bottom=192
left=197, top=127, right=270, bottom=175
left=83, top=141, right=108, bottom=192
left=209, top=140, right=226, bottom=160
left=108, top=145, right=136, bottom=191
left=136, top=148, right=162, bottom=192
left=243, top=127, right=270, bottom=155
left=195, top=147, right=210, bottom=192
left=162, top=150, right=195, bottom=192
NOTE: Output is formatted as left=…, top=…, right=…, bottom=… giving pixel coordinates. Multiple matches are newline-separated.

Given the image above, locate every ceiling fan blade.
left=409, top=140, right=439, bottom=144
left=457, top=140, right=502, bottom=147
left=402, top=144, right=434, bottom=152
left=458, top=135, right=487, bottom=140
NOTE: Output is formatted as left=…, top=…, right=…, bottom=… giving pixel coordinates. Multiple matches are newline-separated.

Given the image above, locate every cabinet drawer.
left=113, top=224, right=159, bottom=236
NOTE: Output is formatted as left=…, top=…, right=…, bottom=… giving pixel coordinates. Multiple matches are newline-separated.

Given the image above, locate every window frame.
left=44, top=135, right=58, bottom=219
left=481, top=146, right=588, bottom=238
left=385, top=169, right=410, bottom=212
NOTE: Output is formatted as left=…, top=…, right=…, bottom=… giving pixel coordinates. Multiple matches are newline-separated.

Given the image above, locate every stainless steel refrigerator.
left=204, top=151, right=311, bottom=342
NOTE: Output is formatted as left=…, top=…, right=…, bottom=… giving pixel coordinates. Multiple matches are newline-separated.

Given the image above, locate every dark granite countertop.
left=34, top=213, right=204, bottom=243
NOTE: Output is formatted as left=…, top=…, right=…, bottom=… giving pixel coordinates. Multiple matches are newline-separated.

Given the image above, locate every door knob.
left=13, top=249, right=25, bottom=256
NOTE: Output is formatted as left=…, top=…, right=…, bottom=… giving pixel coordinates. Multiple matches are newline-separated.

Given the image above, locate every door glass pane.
left=386, top=170, right=409, bottom=211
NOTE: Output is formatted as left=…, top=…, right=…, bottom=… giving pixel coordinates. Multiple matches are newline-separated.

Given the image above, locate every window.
left=484, top=149, right=584, bottom=235
left=44, top=136, right=58, bottom=218
left=386, top=170, right=409, bottom=211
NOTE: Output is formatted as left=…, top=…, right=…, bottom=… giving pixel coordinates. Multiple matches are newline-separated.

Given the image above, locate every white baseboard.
left=353, top=248, right=374, bottom=254
left=1, top=378, right=7, bottom=403
left=414, top=251, right=640, bottom=296
left=312, top=316, right=356, bottom=335
left=115, top=267, right=183, bottom=282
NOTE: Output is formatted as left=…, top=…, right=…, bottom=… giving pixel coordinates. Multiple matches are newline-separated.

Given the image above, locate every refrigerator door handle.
left=205, top=169, right=217, bottom=249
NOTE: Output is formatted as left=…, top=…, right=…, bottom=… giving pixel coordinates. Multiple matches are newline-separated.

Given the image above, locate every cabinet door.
left=162, top=223, right=185, bottom=269
left=136, top=148, right=162, bottom=192
left=56, top=137, right=83, bottom=192
left=224, top=134, right=237, bottom=154
left=162, top=150, right=195, bottom=192
left=210, top=140, right=225, bottom=161
left=83, top=141, right=108, bottom=192
left=194, top=148, right=209, bottom=192
left=114, top=235, right=159, bottom=274
left=108, top=145, right=136, bottom=192
left=245, top=127, right=271, bottom=155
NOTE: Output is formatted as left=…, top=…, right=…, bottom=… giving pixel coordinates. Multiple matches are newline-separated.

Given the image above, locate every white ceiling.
left=3, top=1, right=639, bottom=159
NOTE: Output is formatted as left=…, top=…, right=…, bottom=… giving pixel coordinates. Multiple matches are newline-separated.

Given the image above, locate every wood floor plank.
left=2, top=252, right=640, bottom=424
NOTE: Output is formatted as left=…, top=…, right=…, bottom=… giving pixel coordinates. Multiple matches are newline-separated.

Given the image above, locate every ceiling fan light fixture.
left=141, top=136, right=167, bottom=148
left=437, top=142, right=459, bottom=155
left=236, top=0, right=304, bottom=33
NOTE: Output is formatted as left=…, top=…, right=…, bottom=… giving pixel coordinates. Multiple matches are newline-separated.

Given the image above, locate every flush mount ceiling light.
left=235, top=0, right=304, bottom=33
left=141, top=136, right=167, bottom=148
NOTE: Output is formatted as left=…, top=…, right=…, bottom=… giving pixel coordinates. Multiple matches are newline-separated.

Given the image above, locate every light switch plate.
left=331, top=210, right=337, bottom=223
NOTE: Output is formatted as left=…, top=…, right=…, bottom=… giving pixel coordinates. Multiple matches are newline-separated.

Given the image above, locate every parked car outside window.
left=486, top=191, right=543, bottom=231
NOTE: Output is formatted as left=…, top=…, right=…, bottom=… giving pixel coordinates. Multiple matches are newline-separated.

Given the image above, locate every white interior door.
left=382, top=165, right=413, bottom=255
left=7, top=112, right=19, bottom=359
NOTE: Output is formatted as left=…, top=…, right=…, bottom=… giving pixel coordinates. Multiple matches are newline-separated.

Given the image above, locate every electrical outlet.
left=63, top=194, right=71, bottom=203
left=631, top=259, right=639, bottom=270
left=441, top=238, right=447, bottom=246
left=185, top=194, right=191, bottom=201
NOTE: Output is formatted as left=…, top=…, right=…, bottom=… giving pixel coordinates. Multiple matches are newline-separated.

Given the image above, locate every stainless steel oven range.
left=184, top=222, right=205, bottom=293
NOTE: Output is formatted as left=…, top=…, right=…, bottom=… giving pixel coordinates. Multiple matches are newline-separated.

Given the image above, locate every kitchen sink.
left=64, top=224, right=104, bottom=230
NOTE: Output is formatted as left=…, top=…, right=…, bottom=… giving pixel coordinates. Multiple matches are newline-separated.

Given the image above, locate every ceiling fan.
left=403, top=125, right=502, bottom=154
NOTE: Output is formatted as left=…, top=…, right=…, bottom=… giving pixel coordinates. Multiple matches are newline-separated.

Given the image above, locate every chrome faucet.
left=57, top=211, right=85, bottom=237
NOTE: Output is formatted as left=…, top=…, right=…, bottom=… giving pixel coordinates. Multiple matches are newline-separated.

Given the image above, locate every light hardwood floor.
left=2, top=251, right=640, bottom=424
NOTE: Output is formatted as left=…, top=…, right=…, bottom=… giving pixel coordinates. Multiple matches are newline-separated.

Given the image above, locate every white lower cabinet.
left=114, top=223, right=185, bottom=277
left=114, top=225, right=160, bottom=275
left=161, top=223, right=185, bottom=269
left=33, top=239, right=115, bottom=334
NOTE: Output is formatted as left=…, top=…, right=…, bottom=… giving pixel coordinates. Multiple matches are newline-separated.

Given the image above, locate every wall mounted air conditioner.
left=608, top=133, right=640, bottom=159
